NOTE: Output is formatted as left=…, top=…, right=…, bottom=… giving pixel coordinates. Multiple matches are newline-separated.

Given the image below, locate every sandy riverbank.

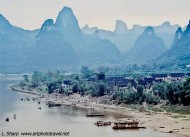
left=0, top=74, right=30, bottom=81
left=11, top=87, right=190, bottom=137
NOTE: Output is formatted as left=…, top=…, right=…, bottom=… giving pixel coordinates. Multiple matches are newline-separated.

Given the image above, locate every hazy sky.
left=0, top=0, right=190, bottom=30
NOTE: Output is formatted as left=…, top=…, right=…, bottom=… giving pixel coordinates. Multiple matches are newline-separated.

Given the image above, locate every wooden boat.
left=112, top=120, right=146, bottom=130
left=86, top=113, right=104, bottom=117
left=95, top=121, right=111, bottom=126
left=48, top=103, right=61, bottom=107
left=47, top=102, right=61, bottom=107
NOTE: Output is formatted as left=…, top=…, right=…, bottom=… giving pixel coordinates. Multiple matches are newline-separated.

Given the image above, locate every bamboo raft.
left=46, top=102, right=61, bottom=107
left=86, top=113, right=105, bottom=117
left=112, top=120, right=146, bottom=130
left=95, top=121, right=111, bottom=126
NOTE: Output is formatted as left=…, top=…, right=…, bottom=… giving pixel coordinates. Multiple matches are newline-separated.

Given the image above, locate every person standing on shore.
left=13, top=114, right=16, bottom=119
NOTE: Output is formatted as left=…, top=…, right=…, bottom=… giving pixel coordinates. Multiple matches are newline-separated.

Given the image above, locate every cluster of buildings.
left=87, top=73, right=190, bottom=89
left=61, top=72, right=190, bottom=92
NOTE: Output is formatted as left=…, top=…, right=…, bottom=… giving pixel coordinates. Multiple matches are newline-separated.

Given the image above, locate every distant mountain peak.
left=186, top=20, right=190, bottom=30
left=0, top=13, right=11, bottom=26
left=60, top=6, right=73, bottom=14
left=126, top=26, right=166, bottom=64
left=83, top=24, right=89, bottom=29
left=41, top=19, right=56, bottom=31
left=155, top=20, right=190, bottom=66
left=175, top=27, right=182, bottom=39
left=81, top=24, right=98, bottom=34
left=183, top=20, right=190, bottom=35
left=0, top=13, right=3, bottom=18
left=0, top=13, right=5, bottom=19
left=132, top=24, right=142, bottom=29
left=161, top=21, right=171, bottom=27
left=144, top=26, right=155, bottom=35
left=55, top=6, right=81, bottom=34
left=114, top=20, right=128, bottom=34
left=172, top=27, right=183, bottom=47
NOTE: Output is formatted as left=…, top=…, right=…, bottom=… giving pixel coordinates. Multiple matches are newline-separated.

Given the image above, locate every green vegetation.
left=161, top=106, right=190, bottom=114
left=80, top=66, right=94, bottom=78
left=112, top=85, right=159, bottom=105
left=146, top=105, right=164, bottom=112
left=153, top=79, right=190, bottom=106
left=16, top=66, right=190, bottom=108
left=181, top=78, right=190, bottom=105
left=23, top=75, right=29, bottom=83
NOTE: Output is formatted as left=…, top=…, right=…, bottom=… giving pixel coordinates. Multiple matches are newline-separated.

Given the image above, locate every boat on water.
left=95, top=121, right=111, bottom=126
left=112, top=119, right=146, bottom=130
left=46, top=101, right=62, bottom=107
left=86, top=113, right=105, bottom=117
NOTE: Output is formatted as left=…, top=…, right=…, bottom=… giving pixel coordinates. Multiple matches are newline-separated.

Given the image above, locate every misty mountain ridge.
left=82, top=20, right=179, bottom=52
left=155, top=21, right=190, bottom=68
left=125, top=27, right=167, bottom=64
left=0, top=13, right=37, bottom=73
left=0, top=6, right=189, bottom=73
left=0, top=7, right=120, bottom=73
left=114, top=20, right=128, bottom=34
left=32, top=19, right=79, bottom=70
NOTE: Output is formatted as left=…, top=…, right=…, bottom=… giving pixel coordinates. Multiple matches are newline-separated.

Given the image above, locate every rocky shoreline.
left=11, top=86, right=190, bottom=137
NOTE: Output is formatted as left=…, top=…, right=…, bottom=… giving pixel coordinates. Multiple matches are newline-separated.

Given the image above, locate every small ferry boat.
left=86, top=113, right=105, bottom=117
left=95, top=121, right=111, bottom=126
left=112, top=119, right=146, bottom=130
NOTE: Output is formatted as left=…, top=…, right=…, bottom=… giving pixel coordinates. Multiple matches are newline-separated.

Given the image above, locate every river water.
left=0, top=80, right=182, bottom=137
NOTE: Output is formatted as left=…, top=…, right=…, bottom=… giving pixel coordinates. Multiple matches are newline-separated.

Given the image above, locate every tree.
left=59, top=87, right=64, bottom=94
left=97, top=72, right=105, bottom=81
left=145, top=93, right=160, bottom=105
left=90, top=85, right=98, bottom=97
left=136, top=85, right=144, bottom=104
left=23, top=75, right=29, bottom=82
left=165, top=84, right=175, bottom=104
left=97, top=82, right=106, bottom=96
left=137, top=85, right=143, bottom=97
left=80, top=66, right=93, bottom=78
left=89, top=82, right=106, bottom=97
left=79, top=86, right=85, bottom=93
left=31, top=71, right=42, bottom=87
left=72, top=83, right=79, bottom=93
left=47, top=83, right=55, bottom=94
left=74, top=75, right=80, bottom=81
left=181, top=78, right=190, bottom=105
left=152, top=83, right=166, bottom=99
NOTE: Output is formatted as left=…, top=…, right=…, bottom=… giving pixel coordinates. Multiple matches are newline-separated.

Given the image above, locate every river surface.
left=0, top=80, right=182, bottom=137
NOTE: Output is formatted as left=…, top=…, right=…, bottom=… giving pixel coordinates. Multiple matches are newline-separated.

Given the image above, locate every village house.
left=168, top=73, right=186, bottom=82
left=62, top=80, right=72, bottom=89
